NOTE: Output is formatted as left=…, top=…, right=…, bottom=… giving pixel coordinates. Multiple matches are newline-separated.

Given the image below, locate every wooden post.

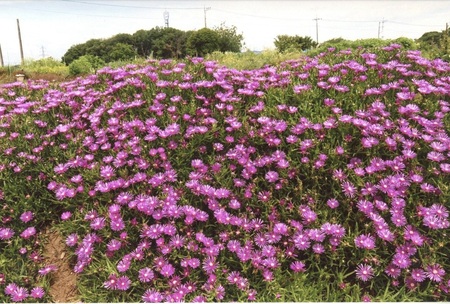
left=17, top=19, right=24, bottom=65
left=0, top=44, right=4, bottom=67
left=446, top=22, right=449, bottom=54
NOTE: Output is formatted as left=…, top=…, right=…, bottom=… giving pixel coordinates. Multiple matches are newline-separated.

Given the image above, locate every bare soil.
left=0, top=71, right=70, bottom=85
left=42, top=229, right=79, bottom=303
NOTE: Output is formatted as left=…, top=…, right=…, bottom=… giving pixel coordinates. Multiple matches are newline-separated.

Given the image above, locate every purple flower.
left=169, top=234, right=185, bottom=249
left=429, top=204, right=449, bottom=218
left=293, top=232, right=310, bottom=250
left=312, top=243, right=325, bottom=254
left=107, top=239, right=121, bottom=252
left=341, top=181, right=357, bottom=198
left=117, top=258, right=131, bottom=273
left=392, top=253, right=411, bottom=269
left=65, top=233, right=78, bottom=247
left=326, top=198, right=339, bottom=209
left=104, top=274, right=118, bottom=290
left=411, top=268, right=426, bottom=282
left=265, top=171, right=279, bottom=183
left=19, top=211, right=34, bottom=223
left=30, top=286, right=45, bottom=299
left=361, top=294, right=371, bottom=302
left=332, top=169, right=347, bottom=180
left=426, top=264, right=445, bottom=282
left=423, top=215, right=449, bottom=229
left=100, top=165, right=116, bottom=180
left=142, top=289, right=164, bottom=302
left=5, top=283, right=18, bottom=295
left=110, top=219, right=125, bottom=231
left=138, top=267, right=154, bottom=283
left=202, top=257, right=217, bottom=274
left=116, top=276, right=131, bottom=291
left=160, top=263, right=175, bottom=277
left=384, top=264, right=401, bottom=278
left=61, top=211, right=72, bottom=221
left=355, top=234, right=376, bottom=250
left=38, top=264, right=58, bottom=276
left=20, top=227, right=36, bottom=239
left=355, top=264, right=374, bottom=281
left=90, top=217, right=106, bottom=230
left=187, top=258, right=200, bottom=269
left=10, top=286, right=29, bottom=302
left=290, top=261, right=306, bottom=272
left=0, top=228, right=15, bottom=240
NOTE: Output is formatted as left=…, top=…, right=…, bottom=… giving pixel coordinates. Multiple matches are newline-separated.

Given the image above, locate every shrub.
left=21, top=57, right=68, bottom=75
left=68, top=55, right=105, bottom=76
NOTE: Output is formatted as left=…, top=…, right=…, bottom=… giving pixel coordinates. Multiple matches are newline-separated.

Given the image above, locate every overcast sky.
left=0, top=0, right=449, bottom=65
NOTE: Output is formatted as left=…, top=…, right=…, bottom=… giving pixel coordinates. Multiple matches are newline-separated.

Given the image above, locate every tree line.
left=62, top=23, right=448, bottom=75
left=62, top=24, right=244, bottom=65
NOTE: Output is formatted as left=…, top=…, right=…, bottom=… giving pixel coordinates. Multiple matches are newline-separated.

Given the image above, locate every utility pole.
left=204, top=6, right=211, bottom=28
left=378, top=18, right=385, bottom=39
left=17, top=19, right=24, bottom=65
left=313, top=17, right=321, bottom=45
left=41, top=46, right=45, bottom=58
left=0, top=44, right=4, bottom=67
left=446, top=22, right=448, bottom=54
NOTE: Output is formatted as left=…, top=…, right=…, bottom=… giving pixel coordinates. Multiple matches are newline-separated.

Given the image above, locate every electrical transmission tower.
left=164, top=11, right=169, bottom=28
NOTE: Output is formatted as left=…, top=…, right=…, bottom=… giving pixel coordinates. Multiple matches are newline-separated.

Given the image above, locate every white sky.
left=0, top=0, right=449, bottom=65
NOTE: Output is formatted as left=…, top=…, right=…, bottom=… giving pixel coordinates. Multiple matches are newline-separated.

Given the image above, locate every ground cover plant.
left=0, top=44, right=449, bottom=302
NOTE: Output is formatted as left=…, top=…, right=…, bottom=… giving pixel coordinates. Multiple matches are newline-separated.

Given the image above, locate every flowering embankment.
left=0, top=45, right=449, bottom=302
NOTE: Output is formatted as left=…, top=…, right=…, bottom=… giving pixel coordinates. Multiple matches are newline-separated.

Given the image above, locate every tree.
left=150, top=27, right=189, bottom=58
left=213, top=23, right=244, bottom=52
left=416, top=30, right=449, bottom=60
left=274, top=35, right=317, bottom=53
left=187, top=28, right=221, bottom=57
left=107, top=33, right=134, bottom=46
left=84, top=39, right=108, bottom=60
left=417, top=31, right=442, bottom=46
left=133, top=29, right=154, bottom=57
left=62, top=43, right=88, bottom=65
left=107, top=43, right=137, bottom=62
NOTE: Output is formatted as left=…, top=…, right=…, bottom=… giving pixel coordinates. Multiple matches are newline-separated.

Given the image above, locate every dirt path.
left=42, top=229, right=80, bottom=302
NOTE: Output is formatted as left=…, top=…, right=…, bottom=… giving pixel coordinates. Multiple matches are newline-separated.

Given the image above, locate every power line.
left=388, top=20, right=442, bottom=27
left=16, top=7, right=160, bottom=20
left=213, top=8, right=303, bottom=21
left=62, top=0, right=203, bottom=10
left=322, top=18, right=379, bottom=23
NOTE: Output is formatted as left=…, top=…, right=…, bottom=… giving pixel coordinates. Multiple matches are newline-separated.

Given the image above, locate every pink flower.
left=38, top=264, right=58, bottom=276
left=20, top=227, right=36, bottom=239
left=10, top=286, right=29, bottom=302
left=30, top=287, right=45, bottom=299
left=19, top=211, right=34, bottom=223
left=61, top=211, right=72, bottom=220
left=426, top=264, right=445, bottom=282
left=116, top=276, right=131, bottom=291
left=355, top=264, right=374, bottom=281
